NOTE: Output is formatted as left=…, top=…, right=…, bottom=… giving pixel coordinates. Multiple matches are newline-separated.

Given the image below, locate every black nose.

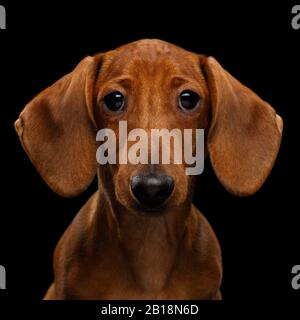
left=130, top=173, right=174, bottom=209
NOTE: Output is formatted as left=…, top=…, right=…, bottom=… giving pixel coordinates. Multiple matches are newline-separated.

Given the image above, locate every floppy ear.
left=15, top=55, right=102, bottom=197
left=203, top=57, right=283, bottom=196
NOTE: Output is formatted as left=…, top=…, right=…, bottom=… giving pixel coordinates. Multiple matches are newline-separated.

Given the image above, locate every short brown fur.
left=15, top=39, right=283, bottom=299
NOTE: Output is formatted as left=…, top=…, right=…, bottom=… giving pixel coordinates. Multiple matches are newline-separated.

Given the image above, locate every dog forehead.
left=101, top=39, right=200, bottom=78
left=116, top=39, right=189, bottom=57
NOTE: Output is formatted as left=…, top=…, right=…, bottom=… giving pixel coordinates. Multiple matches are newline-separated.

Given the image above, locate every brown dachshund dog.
left=15, top=39, right=283, bottom=300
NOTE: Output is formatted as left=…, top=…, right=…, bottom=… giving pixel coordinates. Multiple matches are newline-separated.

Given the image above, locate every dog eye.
left=179, top=90, right=201, bottom=111
left=103, top=91, right=125, bottom=112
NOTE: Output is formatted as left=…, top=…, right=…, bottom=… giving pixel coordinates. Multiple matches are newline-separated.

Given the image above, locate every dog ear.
left=202, top=57, right=283, bottom=196
left=15, top=55, right=102, bottom=197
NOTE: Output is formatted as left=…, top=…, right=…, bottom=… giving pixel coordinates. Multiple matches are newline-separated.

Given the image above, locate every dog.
left=15, top=39, right=283, bottom=299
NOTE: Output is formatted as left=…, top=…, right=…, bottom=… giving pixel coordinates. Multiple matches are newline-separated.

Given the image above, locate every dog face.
left=93, top=41, right=209, bottom=212
left=15, top=39, right=283, bottom=214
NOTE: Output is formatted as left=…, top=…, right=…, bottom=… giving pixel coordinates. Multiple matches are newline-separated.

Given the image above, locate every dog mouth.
left=134, top=203, right=168, bottom=216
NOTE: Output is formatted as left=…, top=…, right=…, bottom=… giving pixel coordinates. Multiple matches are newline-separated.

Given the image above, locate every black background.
left=0, top=0, right=299, bottom=316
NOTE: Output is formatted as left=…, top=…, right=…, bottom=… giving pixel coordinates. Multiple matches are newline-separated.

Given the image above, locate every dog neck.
left=93, top=168, right=195, bottom=293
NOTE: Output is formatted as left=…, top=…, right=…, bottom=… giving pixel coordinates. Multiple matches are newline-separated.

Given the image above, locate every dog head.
left=15, top=39, right=283, bottom=214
